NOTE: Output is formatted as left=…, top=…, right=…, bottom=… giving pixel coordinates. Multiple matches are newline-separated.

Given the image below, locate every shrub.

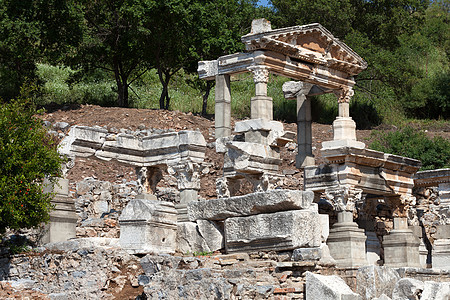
left=369, top=126, right=450, bottom=170
left=0, top=89, right=63, bottom=232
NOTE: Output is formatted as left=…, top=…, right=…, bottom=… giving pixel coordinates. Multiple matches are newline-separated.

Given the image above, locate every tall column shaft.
left=249, top=65, right=272, bottom=120
left=215, top=75, right=231, bottom=139
left=296, top=84, right=314, bottom=168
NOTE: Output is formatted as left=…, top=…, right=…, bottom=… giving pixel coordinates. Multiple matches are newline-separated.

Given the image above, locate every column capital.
left=334, top=86, right=354, bottom=103
left=324, top=186, right=363, bottom=212
left=171, top=161, right=201, bottom=190
left=248, top=65, right=269, bottom=83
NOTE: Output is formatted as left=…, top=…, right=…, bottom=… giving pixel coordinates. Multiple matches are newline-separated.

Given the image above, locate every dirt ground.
left=39, top=104, right=449, bottom=199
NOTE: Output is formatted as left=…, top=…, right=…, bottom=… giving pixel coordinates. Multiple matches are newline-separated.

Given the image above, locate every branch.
left=128, top=69, right=148, bottom=85
left=129, top=85, right=141, bottom=100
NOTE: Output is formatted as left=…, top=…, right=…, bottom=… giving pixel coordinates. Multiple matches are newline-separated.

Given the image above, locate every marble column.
left=325, top=186, right=368, bottom=267
left=215, top=74, right=232, bottom=139
left=248, top=65, right=272, bottom=120
left=296, top=83, right=314, bottom=168
left=322, top=86, right=365, bottom=149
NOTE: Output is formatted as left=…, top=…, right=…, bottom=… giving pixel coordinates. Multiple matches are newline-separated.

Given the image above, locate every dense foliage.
left=0, top=91, right=63, bottom=232
left=0, top=0, right=82, bottom=100
left=369, top=127, right=450, bottom=170
left=0, top=0, right=448, bottom=122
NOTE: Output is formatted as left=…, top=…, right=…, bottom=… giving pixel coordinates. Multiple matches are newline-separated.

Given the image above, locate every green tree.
left=143, top=0, right=194, bottom=110
left=0, top=89, right=64, bottom=232
left=70, top=0, right=154, bottom=107
left=0, top=0, right=83, bottom=100
left=270, top=0, right=355, bottom=38
left=185, top=0, right=260, bottom=115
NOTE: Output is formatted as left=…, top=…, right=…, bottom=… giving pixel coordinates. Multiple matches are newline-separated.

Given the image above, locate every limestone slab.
left=305, top=272, right=361, bottom=300
left=234, top=119, right=283, bottom=134
left=225, top=209, right=320, bottom=253
left=188, top=189, right=314, bottom=221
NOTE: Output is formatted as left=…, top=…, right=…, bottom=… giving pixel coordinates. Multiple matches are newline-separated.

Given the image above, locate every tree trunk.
left=201, top=81, right=214, bottom=116
left=114, top=61, right=129, bottom=107
left=157, top=67, right=172, bottom=110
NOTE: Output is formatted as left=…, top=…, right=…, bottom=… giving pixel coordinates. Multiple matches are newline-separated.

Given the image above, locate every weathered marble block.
left=224, top=141, right=281, bottom=174
left=432, top=239, right=450, bottom=270
left=188, top=189, right=314, bottom=221
left=306, top=272, right=361, bottom=300
left=119, top=194, right=177, bottom=254
left=176, top=220, right=224, bottom=254
left=225, top=209, right=321, bottom=253
left=383, top=218, right=420, bottom=268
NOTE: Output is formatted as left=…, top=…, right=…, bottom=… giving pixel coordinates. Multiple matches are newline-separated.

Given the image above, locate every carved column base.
left=327, top=211, right=368, bottom=267
left=383, top=217, right=420, bottom=268
left=322, top=117, right=365, bottom=150
left=42, top=178, right=77, bottom=244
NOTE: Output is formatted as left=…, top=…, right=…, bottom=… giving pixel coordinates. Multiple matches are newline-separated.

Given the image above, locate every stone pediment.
left=241, top=20, right=367, bottom=76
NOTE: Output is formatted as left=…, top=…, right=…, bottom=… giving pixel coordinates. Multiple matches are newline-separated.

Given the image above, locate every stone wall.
left=415, top=186, right=447, bottom=243
left=74, top=177, right=180, bottom=238
left=1, top=242, right=448, bottom=300
left=0, top=239, right=145, bottom=299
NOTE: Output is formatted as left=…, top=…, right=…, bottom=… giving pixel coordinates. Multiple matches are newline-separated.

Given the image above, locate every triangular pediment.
left=241, top=20, right=367, bottom=76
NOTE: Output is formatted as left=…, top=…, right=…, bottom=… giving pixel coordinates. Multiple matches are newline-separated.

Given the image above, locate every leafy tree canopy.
left=0, top=0, right=83, bottom=100
left=0, top=88, right=64, bottom=232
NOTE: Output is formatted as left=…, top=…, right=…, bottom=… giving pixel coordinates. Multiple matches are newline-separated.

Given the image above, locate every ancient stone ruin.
left=2, top=19, right=448, bottom=300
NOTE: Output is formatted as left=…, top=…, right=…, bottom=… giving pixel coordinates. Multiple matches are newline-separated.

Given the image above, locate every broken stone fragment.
left=356, top=265, right=400, bottom=300
left=292, top=247, right=322, bottom=261
left=392, top=278, right=424, bottom=300
left=305, top=272, right=362, bottom=300
left=176, top=222, right=210, bottom=254
left=188, top=189, right=314, bottom=221
left=176, top=220, right=224, bottom=254
left=421, top=281, right=450, bottom=300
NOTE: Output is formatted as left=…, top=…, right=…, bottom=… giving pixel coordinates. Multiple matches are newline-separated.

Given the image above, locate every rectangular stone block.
left=432, top=239, right=450, bottom=270
left=119, top=195, right=177, bottom=254
left=225, top=209, right=321, bottom=253
left=188, top=189, right=314, bottom=221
